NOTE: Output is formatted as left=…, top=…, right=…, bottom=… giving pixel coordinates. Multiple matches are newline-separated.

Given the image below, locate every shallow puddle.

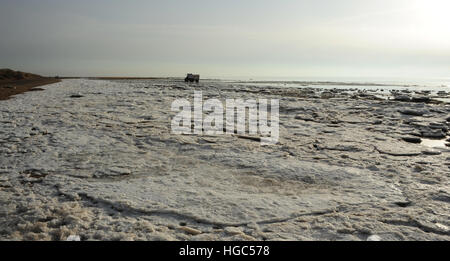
left=434, top=97, right=450, bottom=104
left=421, top=138, right=449, bottom=148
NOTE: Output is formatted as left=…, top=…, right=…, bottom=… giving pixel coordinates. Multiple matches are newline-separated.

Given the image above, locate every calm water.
left=216, top=76, right=450, bottom=93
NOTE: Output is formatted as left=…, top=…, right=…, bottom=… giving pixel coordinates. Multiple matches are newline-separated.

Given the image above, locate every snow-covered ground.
left=0, top=79, right=449, bottom=240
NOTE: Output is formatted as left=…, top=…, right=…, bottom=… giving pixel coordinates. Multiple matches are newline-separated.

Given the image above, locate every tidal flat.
left=0, top=79, right=449, bottom=241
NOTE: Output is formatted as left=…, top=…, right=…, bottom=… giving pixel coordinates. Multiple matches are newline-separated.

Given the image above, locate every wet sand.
left=0, top=69, right=60, bottom=100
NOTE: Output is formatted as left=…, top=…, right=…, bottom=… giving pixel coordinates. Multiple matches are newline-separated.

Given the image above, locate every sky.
left=0, top=0, right=449, bottom=79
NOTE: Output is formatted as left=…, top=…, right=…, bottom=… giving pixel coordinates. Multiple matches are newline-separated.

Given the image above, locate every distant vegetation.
left=0, top=69, right=60, bottom=100
left=0, top=69, right=44, bottom=81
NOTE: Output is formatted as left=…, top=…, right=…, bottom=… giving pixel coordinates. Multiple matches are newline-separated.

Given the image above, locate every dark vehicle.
left=185, top=73, right=200, bottom=83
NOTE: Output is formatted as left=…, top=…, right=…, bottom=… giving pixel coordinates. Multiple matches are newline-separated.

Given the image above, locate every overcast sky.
left=1, top=0, right=449, bottom=79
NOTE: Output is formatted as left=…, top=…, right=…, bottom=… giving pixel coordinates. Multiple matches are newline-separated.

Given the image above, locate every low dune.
left=0, top=69, right=60, bottom=100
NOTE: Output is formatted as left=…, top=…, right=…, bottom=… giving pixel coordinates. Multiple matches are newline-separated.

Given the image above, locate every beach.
left=0, top=78, right=449, bottom=241
left=0, top=69, right=60, bottom=101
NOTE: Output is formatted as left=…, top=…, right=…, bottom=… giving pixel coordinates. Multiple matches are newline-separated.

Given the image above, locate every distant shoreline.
left=60, top=77, right=170, bottom=80
left=1, top=70, right=448, bottom=102
left=0, top=69, right=61, bottom=101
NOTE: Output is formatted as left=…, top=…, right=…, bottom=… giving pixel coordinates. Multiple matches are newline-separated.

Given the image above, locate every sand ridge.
left=0, top=69, right=60, bottom=100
